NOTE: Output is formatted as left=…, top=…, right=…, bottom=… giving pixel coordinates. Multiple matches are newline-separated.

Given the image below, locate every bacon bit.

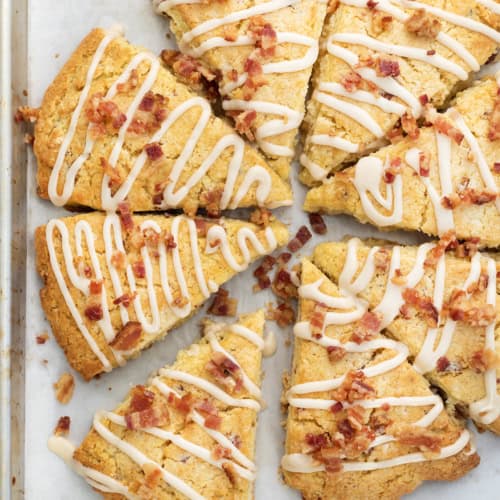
left=424, top=231, right=458, bottom=267
left=376, top=58, right=400, bottom=78
left=366, top=0, right=378, bottom=8
left=117, top=201, right=134, bottom=232
left=130, top=90, right=169, bottom=133
left=396, top=426, right=443, bottom=452
left=163, top=232, right=176, bottom=250
left=405, top=9, right=441, bottom=38
left=266, top=301, right=295, bottom=327
left=54, top=373, right=75, bottom=404
left=196, top=398, right=218, bottom=416
left=383, top=157, right=402, bottom=184
left=100, top=157, right=122, bottom=189
left=248, top=19, right=278, bottom=58
left=333, top=371, right=375, bottom=404
left=308, top=301, right=328, bottom=339
left=113, top=292, right=135, bottom=307
left=314, top=452, right=343, bottom=474
left=470, top=349, right=498, bottom=373
left=89, top=280, right=103, bottom=295
left=330, top=401, right=344, bottom=413
left=371, top=11, right=393, bottom=35
left=194, top=218, right=209, bottom=238
left=309, top=213, right=327, bottom=235
left=200, top=188, right=223, bottom=218
left=442, top=187, right=497, bottom=209
left=242, top=57, right=267, bottom=99
left=162, top=50, right=217, bottom=86
left=144, top=142, right=164, bottom=161
left=168, top=392, right=195, bottom=415
left=117, top=69, right=139, bottom=93
left=374, top=248, right=391, bottom=271
left=84, top=304, right=103, bottom=321
left=454, top=238, right=479, bottom=259
left=436, top=356, right=450, bottom=372
left=340, top=71, right=362, bottom=92
left=427, top=49, right=436, bottom=56
left=206, top=351, right=243, bottom=393
left=86, top=93, right=126, bottom=131
left=142, top=463, right=162, bottom=490
left=433, top=117, right=464, bottom=144
left=222, top=463, right=237, bottom=485
left=401, top=113, right=420, bottom=140
left=129, top=385, right=155, bottom=412
left=110, top=321, right=143, bottom=351
left=36, top=332, right=50, bottom=345
left=250, top=208, right=273, bottom=227
left=111, top=250, right=127, bottom=270
left=132, top=260, right=146, bottom=279
left=402, top=288, right=438, bottom=327
left=212, top=444, right=232, bottom=461
left=387, top=125, right=404, bottom=144
left=419, top=94, right=429, bottom=106
left=208, top=288, right=238, bottom=317
left=125, top=402, right=169, bottom=430
left=272, top=268, right=298, bottom=300
left=494, top=162, right=500, bottom=173
left=327, top=346, right=346, bottom=363
left=234, top=109, right=257, bottom=141
left=54, top=416, right=71, bottom=437
left=254, top=256, right=276, bottom=277
left=278, top=252, right=292, bottom=266
left=139, top=92, right=155, bottom=112
left=14, top=106, right=39, bottom=123
left=442, top=288, right=496, bottom=326
left=351, top=311, right=382, bottom=344
left=288, top=225, right=312, bottom=253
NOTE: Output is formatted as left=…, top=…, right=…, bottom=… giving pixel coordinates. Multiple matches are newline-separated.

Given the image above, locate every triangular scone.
left=312, top=238, right=500, bottom=434
left=34, top=28, right=292, bottom=214
left=300, top=0, right=500, bottom=185
left=304, top=75, right=500, bottom=247
left=35, top=212, right=288, bottom=379
left=154, top=0, right=328, bottom=180
left=282, top=259, right=478, bottom=499
left=49, top=311, right=267, bottom=499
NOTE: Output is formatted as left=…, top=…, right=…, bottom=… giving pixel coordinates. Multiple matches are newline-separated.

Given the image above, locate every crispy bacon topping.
left=125, top=401, right=169, bottom=430
left=113, top=292, right=136, bottom=308
left=208, top=288, right=238, bottom=317
left=248, top=18, right=278, bottom=58
left=168, top=392, right=195, bottom=415
left=242, top=56, right=267, bottom=99
left=371, top=10, right=393, bottom=35
left=266, top=301, right=295, bottom=327
left=351, top=311, right=382, bottom=344
left=234, top=109, right=257, bottom=141
left=327, top=345, right=346, bottom=363
left=89, top=280, right=103, bottom=295
left=84, top=304, right=103, bottom=321
left=418, top=151, right=430, bottom=177
left=333, top=371, right=375, bottom=403
left=253, top=255, right=276, bottom=292
left=250, top=208, right=273, bottom=227
left=405, top=9, right=441, bottom=38
left=376, top=58, right=400, bottom=77
left=442, top=289, right=496, bottom=326
left=470, top=349, right=498, bottom=373
left=272, top=268, right=298, bottom=300
left=117, top=69, right=139, bottom=94
left=205, top=351, right=243, bottom=392
left=401, top=113, right=419, bottom=140
left=395, top=425, right=442, bottom=452
left=132, top=260, right=146, bottom=279
left=490, top=92, right=500, bottom=141
left=433, top=116, right=464, bottom=144
left=309, top=213, right=327, bottom=235
left=288, top=226, right=312, bottom=253
left=54, top=373, right=75, bottom=405
left=144, top=142, right=164, bottom=161
left=100, top=157, right=122, bottom=189
left=310, top=302, right=328, bottom=339
left=424, top=231, right=458, bottom=267
left=14, top=106, right=39, bottom=123
left=383, top=157, right=402, bottom=184
left=117, top=201, right=134, bottom=232
left=110, top=321, right=143, bottom=351
left=36, top=332, right=50, bottom=345
left=402, top=288, right=438, bottom=327
left=200, top=187, right=223, bottom=218
left=442, top=185, right=497, bottom=209
left=340, top=71, right=362, bottom=92
left=54, top=416, right=71, bottom=437
left=86, top=93, right=127, bottom=133
left=129, top=90, right=169, bottom=134
left=419, top=94, right=429, bottom=106
left=142, top=463, right=162, bottom=491
left=436, top=356, right=450, bottom=372
left=129, top=385, right=155, bottom=412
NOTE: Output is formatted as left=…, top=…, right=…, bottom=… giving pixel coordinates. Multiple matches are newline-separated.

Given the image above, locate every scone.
left=282, top=258, right=479, bottom=499
left=304, top=75, right=500, bottom=247
left=34, top=27, right=292, bottom=214
left=35, top=212, right=288, bottom=379
left=300, top=0, right=500, bottom=185
left=154, top=0, right=328, bottom=179
left=49, top=311, right=268, bottom=499
left=312, top=237, right=500, bottom=434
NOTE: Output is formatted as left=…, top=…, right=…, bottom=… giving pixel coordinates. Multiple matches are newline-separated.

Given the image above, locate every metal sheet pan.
left=2, top=0, right=500, bottom=498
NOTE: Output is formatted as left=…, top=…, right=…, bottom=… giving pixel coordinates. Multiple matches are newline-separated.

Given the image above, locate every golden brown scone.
left=155, top=0, right=328, bottom=180
left=50, top=311, right=266, bottom=499
left=304, top=76, right=500, bottom=247
left=35, top=212, right=288, bottom=379
left=282, top=259, right=479, bottom=500
left=300, top=0, right=500, bottom=185
left=311, top=237, right=500, bottom=434
left=34, top=28, right=292, bottom=213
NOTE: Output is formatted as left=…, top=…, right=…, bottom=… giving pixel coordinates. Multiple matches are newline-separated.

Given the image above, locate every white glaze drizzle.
left=47, top=33, right=284, bottom=210
left=45, top=214, right=279, bottom=369
left=156, top=0, right=321, bottom=158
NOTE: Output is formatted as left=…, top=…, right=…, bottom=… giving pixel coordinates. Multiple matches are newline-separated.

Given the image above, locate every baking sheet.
left=17, top=0, right=500, bottom=498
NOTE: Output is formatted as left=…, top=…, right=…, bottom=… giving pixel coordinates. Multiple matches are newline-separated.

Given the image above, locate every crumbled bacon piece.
left=54, top=373, right=75, bottom=404
left=454, top=238, right=479, bottom=258
left=419, top=94, right=429, bottom=106
left=253, top=255, right=276, bottom=291
left=278, top=253, right=292, bottom=266
left=168, top=392, right=195, bottom=415
left=376, top=58, right=400, bottom=78
left=129, top=90, right=169, bottom=134
left=117, top=201, right=134, bottom=232
left=14, top=106, right=39, bottom=123
left=85, top=93, right=127, bottom=132
left=84, top=304, right=103, bottom=321
left=366, top=0, right=378, bottom=9
left=436, top=356, right=450, bottom=372
left=418, top=151, right=430, bottom=177
left=164, top=231, right=177, bottom=250
left=242, top=56, right=267, bottom=99
left=144, top=142, right=164, bottom=161
left=208, top=288, right=238, bottom=317
left=383, top=157, right=402, bottom=184
left=424, top=231, right=457, bottom=267
left=442, top=288, right=496, bottom=326
left=310, top=302, right=328, bottom=339
left=374, top=248, right=390, bottom=271
left=327, top=345, right=346, bottom=363
left=129, top=385, right=155, bottom=412
left=494, top=162, right=500, bottom=173
left=111, top=250, right=127, bottom=270
left=288, top=226, right=312, bottom=253
left=250, top=208, right=273, bottom=227
left=340, top=71, right=362, bottom=92
left=402, top=288, right=438, bottom=327
left=162, top=50, right=217, bottom=87
left=196, top=399, right=222, bottom=429
left=36, top=332, right=50, bottom=344
left=272, top=268, right=298, bottom=300
left=200, top=187, right=223, bottom=217
left=470, top=349, right=498, bottom=373
left=433, top=117, right=463, bottom=144
left=89, top=280, right=103, bottom=295
left=333, top=371, right=375, bottom=403
left=371, top=10, right=393, bottom=35
left=266, top=301, right=295, bottom=327
left=110, top=321, right=143, bottom=351
left=405, top=9, right=441, bottom=38
left=442, top=187, right=497, bottom=209
left=395, top=425, right=443, bottom=452
left=427, top=49, right=436, bottom=56
left=234, top=109, right=257, bottom=141
left=248, top=19, right=278, bottom=58
left=351, top=311, right=382, bottom=344
left=125, top=401, right=169, bottom=430
left=54, top=416, right=71, bottom=437
left=142, top=463, right=162, bottom=490
left=309, top=213, right=327, bottom=235
left=330, top=401, right=344, bottom=413
left=212, top=444, right=232, bottom=461
left=132, top=260, right=146, bottom=279
left=401, top=113, right=419, bottom=140
left=117, top=69, right=139, bottom=94
left=206, top=351, right=243, bottom=392
left=387, top=125, right=404, bottom=144
left=100, top=157, right=122, bottom=189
